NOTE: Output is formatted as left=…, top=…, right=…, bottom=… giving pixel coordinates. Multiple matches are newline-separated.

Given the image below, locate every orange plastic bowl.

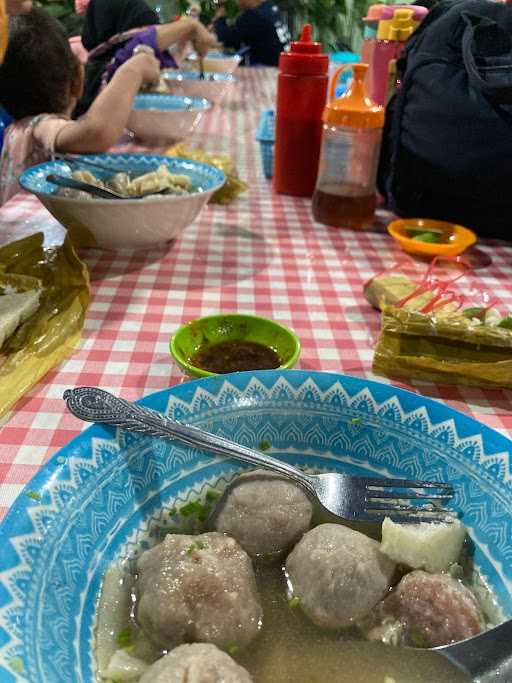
left=387, top=218, right=477, bottom=257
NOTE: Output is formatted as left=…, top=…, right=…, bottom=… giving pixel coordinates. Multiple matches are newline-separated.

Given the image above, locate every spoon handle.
left=63, top=387, right=315, bottom=492
left=437, top=618, right=512, bottom=681
left=47, top=174, right=121, bottom=199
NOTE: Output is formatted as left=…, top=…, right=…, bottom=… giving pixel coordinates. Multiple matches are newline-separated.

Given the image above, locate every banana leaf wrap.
left=373, top=306, right=512, bottom=389
left=0, top=233, right=90, bottom=416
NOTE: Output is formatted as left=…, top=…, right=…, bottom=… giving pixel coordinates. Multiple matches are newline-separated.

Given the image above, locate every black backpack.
left=378, top=0, right=512, bottom=239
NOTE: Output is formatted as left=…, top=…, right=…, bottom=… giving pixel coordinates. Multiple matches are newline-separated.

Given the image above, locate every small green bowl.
left=170, top=313, right=301, bottom=378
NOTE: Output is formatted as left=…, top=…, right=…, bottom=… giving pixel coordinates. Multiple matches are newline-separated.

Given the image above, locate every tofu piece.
left=380, top=516, right=466, bottom=573
left=104, top=649, right=149, bottom=681
left=0, top=290, right=40, bottom=348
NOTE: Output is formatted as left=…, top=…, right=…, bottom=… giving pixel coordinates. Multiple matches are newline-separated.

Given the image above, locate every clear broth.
left=96, top=488, right=481, bottom=683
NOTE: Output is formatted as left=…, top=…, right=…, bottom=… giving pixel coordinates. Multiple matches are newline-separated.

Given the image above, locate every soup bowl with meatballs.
left=0, top=370, right=510, bottom=682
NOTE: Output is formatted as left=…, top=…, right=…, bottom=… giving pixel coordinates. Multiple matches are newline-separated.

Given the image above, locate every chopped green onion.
left=205, top=490, right=221, bottom=503
left=9, top=657, right=24, bottom=673
left=288, top=596, right=301, bottom=609
left=409, top=631, right=429, bottom=648
left=351, top=417, right=362, bottom=425
left=115, top=627, right=134, bottom=648
left=180, top=501, right=205, bottom=517
left=498, top=316, right=512, bottom=330
left=195, top=540, right=206, bottom=550
left=26, top=490, right=41, bottom=501
left=463, top=307, right=485, bottom=320
left=259, top=440, right=271, bottom=451
left=186, top=544, right=197, bottom=556
left=226, top=643, right=239, bottom=656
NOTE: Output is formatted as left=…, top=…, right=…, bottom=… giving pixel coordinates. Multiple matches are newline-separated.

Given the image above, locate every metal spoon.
left=47, top=174, right=168, bottom=200
left=52, top=153, right=136, bottom=177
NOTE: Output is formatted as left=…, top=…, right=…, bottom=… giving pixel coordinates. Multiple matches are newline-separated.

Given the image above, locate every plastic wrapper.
left=166, top=143, right=247, bottom=204
left=366, top=257, right=512, bottom=389
left=0, top=233, right=90, bottom=417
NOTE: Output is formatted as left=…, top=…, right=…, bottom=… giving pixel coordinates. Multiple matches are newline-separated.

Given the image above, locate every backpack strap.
left=461, top=10, right=512, bottom=104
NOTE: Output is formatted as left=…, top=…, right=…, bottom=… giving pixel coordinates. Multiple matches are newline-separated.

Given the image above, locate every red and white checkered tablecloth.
left=0, top=68, right=511, bottom=519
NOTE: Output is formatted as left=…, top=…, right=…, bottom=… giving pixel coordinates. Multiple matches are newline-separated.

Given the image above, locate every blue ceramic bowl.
left=0, top=370, right=511, bottom=682
left=19, top=154, right=225, bottom=249
left=128, top=93, right=211, bottom=144
left=161, top=71, right=234, bottom=105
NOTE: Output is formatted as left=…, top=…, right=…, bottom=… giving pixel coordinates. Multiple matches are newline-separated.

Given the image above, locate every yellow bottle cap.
left=377, top=8, right=414, bottom=40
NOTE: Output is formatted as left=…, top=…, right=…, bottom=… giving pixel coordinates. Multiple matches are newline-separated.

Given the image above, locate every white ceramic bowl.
left=162, top=70, right=235, bottom=105
left=19, top=154, right=225, bottom=250
left=127, top=94, right=212, bottom=145
left=185, top=51, right=242, bottom=75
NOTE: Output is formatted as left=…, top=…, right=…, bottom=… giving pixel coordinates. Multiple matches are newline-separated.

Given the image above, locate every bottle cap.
left=323, top=63, right=384, bottom=128
left=377, top=8, right=415, bottom=40
left=279, top=24, right=329, bottom=76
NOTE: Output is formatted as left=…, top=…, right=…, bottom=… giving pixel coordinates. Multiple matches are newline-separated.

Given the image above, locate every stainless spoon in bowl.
left=46, top=174, right=169, bottom=200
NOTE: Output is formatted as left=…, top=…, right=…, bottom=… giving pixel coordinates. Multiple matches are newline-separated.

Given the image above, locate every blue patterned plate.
left=0, top=371, right=511, bottom=682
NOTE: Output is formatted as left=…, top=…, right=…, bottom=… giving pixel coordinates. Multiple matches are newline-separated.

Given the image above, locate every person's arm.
left=54, top=52, right=159, bottom=153
left=155, top=17, right=217, bottom=56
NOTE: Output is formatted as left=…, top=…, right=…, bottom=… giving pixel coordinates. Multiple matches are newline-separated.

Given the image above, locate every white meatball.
left=214, top=470, right=313, bottom=557
left=366, top=570, right=485, bottom=647
left=139, top=643, right=253, bottom=683
left=286, top=523, right=396, bottom=628
left=136, top=532, right=262, bottom=650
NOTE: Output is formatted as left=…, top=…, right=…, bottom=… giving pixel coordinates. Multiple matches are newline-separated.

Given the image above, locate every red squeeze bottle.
left=273, top=24, right=329, bottom=197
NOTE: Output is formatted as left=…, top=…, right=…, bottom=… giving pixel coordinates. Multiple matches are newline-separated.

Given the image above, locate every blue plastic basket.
left=256, top=109, right=275, bottom=179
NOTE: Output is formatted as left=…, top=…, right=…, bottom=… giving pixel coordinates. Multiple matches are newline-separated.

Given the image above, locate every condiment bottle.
left=361, top=3, right=390, bottom=95
left=370, top=8, right=414, bottom=105
left=312, top=63, right=384, bottom=230
left=273, top=24, right=329, bottom=197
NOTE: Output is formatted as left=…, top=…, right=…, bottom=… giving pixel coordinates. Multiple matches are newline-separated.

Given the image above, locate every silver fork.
left=62, top=387, right=454, bottom=524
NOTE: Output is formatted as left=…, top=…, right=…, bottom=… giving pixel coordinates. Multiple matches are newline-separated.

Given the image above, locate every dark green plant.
left=36, top=0, right=83, bottom=36
left=173, top=0, right=367, bottom=51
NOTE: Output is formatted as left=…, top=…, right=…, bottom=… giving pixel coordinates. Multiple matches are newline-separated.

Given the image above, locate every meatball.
left=285, top=523, right=396, bottom=628
left=139, top=643, right=253, bottom=683
left=366, top=570, right=485, bottom=647
left=214, top=469, right=313, bottom=557
left=136, top=532, right=263, bottom=650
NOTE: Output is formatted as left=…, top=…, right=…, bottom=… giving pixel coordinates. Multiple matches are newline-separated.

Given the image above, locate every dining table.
left=0, top=66, right=511, bottom=522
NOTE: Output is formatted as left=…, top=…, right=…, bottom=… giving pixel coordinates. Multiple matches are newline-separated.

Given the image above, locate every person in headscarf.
left=74, top=0, right=216, bottom=117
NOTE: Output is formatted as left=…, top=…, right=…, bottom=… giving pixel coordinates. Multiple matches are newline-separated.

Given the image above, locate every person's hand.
left=124, top=51, right=161, bottom=87
left=191, top=20, right=218, bottom=57
left=5, top=0, right=32, bottom=14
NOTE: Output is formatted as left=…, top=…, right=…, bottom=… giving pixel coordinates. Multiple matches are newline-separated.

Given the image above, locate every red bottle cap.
left=279, top=24, right=329, bottom=76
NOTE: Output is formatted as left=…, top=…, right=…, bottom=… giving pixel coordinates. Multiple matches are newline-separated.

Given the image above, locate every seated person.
left=213, top=0, right=290, bottom=66
left=75, top=0, right=217, bottom=117
left=0, top=8, right=160, bottom=204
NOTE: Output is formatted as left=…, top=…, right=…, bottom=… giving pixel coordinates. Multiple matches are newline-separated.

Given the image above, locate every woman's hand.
left=124, top=51, right=161, bottom=88
left=191, top=20, right=218, bottom=56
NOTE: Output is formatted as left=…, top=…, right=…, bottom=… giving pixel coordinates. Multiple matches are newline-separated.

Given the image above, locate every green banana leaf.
left=0, top=233, right=90, bottom=417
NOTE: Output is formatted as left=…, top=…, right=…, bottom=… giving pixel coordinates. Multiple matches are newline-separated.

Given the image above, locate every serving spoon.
left=46, top=174, right=169, bottom=200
